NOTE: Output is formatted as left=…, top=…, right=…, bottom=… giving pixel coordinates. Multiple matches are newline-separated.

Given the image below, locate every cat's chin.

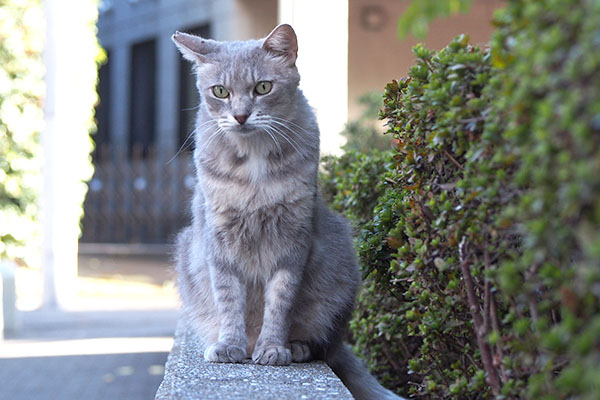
left=228, top=125, right=259, bottom=138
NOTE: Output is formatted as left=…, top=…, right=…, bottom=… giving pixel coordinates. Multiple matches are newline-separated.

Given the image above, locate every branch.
left=443, top=149, right=464, bottom=170
left=490, top=293, right=508, bottom=382
left=485, top=249, right=508, bottom=382
left=459, top=237, right=501, bottom=396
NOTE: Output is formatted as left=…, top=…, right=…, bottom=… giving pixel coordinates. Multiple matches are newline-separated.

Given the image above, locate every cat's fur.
left=172, top=24, right=402, bottom=400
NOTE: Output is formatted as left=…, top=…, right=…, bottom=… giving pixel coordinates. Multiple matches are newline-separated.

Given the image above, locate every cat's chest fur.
left=198, top=149, right=315, bottom=280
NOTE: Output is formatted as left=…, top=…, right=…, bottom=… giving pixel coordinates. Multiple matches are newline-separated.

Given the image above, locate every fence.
left=81, top=148, right=195, bottom=244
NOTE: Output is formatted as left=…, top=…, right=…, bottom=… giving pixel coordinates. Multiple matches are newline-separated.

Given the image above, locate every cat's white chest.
left=244, top=155, right=267, bottom=183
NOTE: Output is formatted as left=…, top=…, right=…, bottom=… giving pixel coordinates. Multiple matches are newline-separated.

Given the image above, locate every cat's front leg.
left=252, top=267, right=300, bottom=366
left=204, top=261, right=248, bottom=363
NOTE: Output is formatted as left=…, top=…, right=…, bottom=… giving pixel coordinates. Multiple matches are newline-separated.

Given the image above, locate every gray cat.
left=172, top=24, right=402, bottom=400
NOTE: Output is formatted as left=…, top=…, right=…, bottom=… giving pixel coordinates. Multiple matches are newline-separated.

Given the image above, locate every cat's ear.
left=262, top=24, right=298, bottom=66
left=172, top=31, right=218, bottom=64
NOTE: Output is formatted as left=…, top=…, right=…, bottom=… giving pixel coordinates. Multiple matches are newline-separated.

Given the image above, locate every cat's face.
left=173, top=25, right=300, bottom=140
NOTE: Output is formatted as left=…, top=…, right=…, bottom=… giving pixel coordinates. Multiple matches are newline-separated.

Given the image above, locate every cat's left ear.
left=262, top=24, right=298, bottom=66
left=172, top=31, right=218, bottom=64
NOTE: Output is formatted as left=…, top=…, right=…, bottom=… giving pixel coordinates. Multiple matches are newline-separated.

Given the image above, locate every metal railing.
left=81, top=147, right=195, bottom=244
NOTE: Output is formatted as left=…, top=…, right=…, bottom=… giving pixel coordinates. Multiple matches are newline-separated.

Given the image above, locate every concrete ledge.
left=156, top=320, right=353, bottom=400
left=78, top=242, right=170, bottom=256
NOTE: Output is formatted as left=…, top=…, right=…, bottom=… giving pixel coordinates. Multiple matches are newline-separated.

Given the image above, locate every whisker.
left=269, top=116, right=315, bottom=136
left=181, top=103, right=202, bottom=111
left=261, top=126, right=284, bottom=160
left=167, top=119, right=218, bottom=164
left=267, top=119, right=312, bottom=148
left=266, top=123, right=306, bottom=159
left=203, top=126, right=226, bottom=149
left=252, top=115, right=313, bottom=157
left=267, top=120, right=314, bottom=153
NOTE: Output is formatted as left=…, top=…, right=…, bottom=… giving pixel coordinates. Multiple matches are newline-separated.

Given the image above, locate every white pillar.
left=42, top=0, right=96, bottom=308
left=212, top=0, right=237, bottom=41
left=278, top=0, right=349, bottom=155
left=157, top=33, right=179, bottom=158
left=0, top=261, right=19, bottom=337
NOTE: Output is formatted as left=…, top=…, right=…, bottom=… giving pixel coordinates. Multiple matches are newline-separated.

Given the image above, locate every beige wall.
left=232, top=0, right=278, bottom=39
left=348, top=0, right=504, bottom=119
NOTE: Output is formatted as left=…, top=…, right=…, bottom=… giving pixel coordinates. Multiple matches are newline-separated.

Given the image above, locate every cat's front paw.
left=204, top=341, right=246, bottom=363
left=252, top=344, right=292, bottom=366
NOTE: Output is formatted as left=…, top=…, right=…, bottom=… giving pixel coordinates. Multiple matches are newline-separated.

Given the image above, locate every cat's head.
left=173, top=24, right=301, bottom=139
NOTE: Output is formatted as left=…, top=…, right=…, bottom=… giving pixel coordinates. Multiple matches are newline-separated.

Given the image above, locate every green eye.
left=255, top=81, right=272, bottom=95
left=212, top=85, right=229, bottom=98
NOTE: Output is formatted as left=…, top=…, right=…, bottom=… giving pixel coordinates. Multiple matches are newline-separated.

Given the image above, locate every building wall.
left=348, top=0, right=504, bottom=119
left=231, top=0, right=278, bottom=39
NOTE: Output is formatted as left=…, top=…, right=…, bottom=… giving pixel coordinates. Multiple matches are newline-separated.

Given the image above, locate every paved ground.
left=0, top=251, right=179, bottom=400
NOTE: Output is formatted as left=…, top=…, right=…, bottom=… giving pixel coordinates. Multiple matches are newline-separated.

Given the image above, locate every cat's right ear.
left=262, top=24, right=298, bottom=66
left=172, top=31, right=217, bottom=64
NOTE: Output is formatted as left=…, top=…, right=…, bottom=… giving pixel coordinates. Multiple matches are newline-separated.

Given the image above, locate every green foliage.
left=397, top=0, right=474, bottom=39
left=486, top=0, right=600, bottom=397
left=321, top=150, right=395, bottom=226
left=0, top=0, right=44, bottom=264
left=0, top=0, right=102, bottom=266
left=322, top=0, right=600, bottom=398
left=341, top=92, right=391, bottom=153
left=354, top=35, right=494, bottom=399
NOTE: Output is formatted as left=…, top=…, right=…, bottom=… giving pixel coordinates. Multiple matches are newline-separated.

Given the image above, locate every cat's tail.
left=325, top=343, right=406, bottom=400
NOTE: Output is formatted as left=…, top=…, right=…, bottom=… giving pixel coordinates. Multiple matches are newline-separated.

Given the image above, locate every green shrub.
left=323, top=1, right=600, bottom=398
left=0, top=0, right=44, bottom=264
left=324, top=35, right=496, bottom=398
left=0, top=0, right=103, bottom=267
left=486, top=0, right=600, bottom=397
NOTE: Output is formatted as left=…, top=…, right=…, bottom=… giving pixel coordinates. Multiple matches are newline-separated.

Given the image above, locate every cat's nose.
left=234, top=114, right=249, bottom=125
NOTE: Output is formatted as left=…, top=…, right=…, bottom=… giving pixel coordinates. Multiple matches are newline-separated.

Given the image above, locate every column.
left=278, top=0, right=349, bottom=154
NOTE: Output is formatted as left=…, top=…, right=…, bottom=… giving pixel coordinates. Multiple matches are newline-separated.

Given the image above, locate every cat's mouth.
left=228, top=124, right=258, bottom=137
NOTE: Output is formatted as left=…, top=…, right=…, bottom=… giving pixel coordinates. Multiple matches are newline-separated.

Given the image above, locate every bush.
left=327, top=35, right=497, bottom=399
left=322, top=0, right=600, bottom=398
left=486, top=0, right=600, bottom=397
left=0, top=0, right=44, bottom=264
left=340, top=92, right=391, bottom=153
left=0, top=0, right=103, bottom=267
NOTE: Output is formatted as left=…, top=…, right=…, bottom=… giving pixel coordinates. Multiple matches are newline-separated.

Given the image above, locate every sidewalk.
left=0, top=251, right=178, bottom=400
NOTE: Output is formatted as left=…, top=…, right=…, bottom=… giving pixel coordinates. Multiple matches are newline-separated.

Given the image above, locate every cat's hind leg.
left=290, top=340, right=312, bottom=362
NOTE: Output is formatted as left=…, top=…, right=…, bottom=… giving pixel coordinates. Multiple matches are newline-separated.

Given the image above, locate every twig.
left=490, top=294, right=508, bottom=381
left=443, top=149, right=464, bottom=170
left=486, top=250, right=508, bottom=382
left=483, top=278, right=491, bottom=334
left=525, top=263, right=541, bottom=322
left=459, top=237, right=501, bottom=396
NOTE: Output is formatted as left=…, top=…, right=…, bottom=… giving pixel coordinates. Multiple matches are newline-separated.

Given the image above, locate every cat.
left=172, top=24, right=403, bottom=400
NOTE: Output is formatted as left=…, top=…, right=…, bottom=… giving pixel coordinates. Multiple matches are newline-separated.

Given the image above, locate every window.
left=129, top=39, right=156, bottom=158
left=94, top=50, right=111, bottom=162
left=178, top=25, right=211, bottom=151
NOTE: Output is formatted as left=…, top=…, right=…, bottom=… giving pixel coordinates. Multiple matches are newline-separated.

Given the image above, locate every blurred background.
left=84, top=0, right=503, bottom=247
left=0, top=0, right=503, bottom=399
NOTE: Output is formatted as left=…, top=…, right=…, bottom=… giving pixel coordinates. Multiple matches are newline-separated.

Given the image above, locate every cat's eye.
left=212, top=85, right=229, bottom=98
left=255, top=81, right=272, bottom=95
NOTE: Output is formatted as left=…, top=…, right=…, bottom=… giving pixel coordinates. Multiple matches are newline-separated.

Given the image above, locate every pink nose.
left=234, top=114, right=249, bottom=125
